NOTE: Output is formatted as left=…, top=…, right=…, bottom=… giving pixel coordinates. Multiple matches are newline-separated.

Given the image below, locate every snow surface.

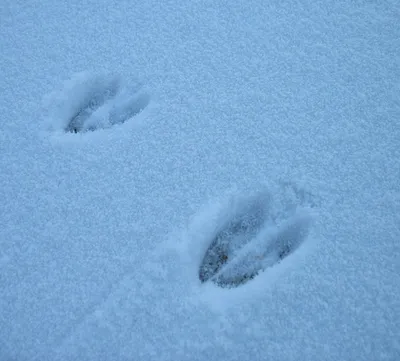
left=1, top=0, right=400, bottom=360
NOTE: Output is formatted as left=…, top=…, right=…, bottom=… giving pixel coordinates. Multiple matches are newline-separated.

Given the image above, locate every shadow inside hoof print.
left=62, top=73, right=149, bottom=133
left=199, top=192, right=312, bottom=288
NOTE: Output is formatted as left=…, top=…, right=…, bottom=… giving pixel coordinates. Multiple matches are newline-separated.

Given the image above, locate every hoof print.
left=45, top=72, right=149, bottom=133
left=199, top=190, right=313, bottom=288
left=199, top=194, right=269, bottom=287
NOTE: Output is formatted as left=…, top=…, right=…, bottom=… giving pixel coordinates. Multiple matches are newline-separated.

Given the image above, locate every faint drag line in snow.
left=32, top=266, right=137, bottom=361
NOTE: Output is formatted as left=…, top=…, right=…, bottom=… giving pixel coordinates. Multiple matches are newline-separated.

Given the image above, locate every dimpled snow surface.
left=1, top=1, right=399, bottom=360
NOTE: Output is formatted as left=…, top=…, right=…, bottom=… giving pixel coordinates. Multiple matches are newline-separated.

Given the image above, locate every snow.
left=43, top=71, right=149, bottom=133
left=1, top=0, right=399, bottom=360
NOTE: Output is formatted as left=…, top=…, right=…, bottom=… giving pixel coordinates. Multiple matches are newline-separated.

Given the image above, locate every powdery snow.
left=1, top=1, right=399, bottom=360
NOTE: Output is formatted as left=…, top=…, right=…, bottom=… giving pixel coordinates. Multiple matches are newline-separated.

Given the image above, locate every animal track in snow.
left=198, top=194, right=268, bottom=284
left=199, top=187, right=313, bottom=288
left=44, top=72, right=150, bottom=133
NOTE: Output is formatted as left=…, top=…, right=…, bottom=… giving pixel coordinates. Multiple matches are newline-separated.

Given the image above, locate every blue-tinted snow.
left=1, top=0, right=399, bottom=360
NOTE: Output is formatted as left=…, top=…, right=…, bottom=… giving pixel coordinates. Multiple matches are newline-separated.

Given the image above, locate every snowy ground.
left=1, top=1, right=399, bottom=360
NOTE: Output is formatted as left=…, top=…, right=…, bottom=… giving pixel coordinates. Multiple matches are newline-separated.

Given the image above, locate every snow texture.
left=1, top=0, right=400, bottom=360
